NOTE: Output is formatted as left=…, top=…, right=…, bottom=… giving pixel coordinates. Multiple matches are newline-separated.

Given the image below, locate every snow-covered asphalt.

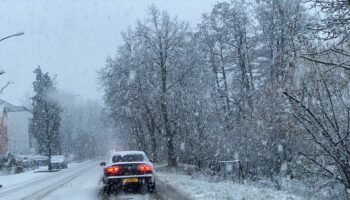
left=0, top=161, right=162, bottom=200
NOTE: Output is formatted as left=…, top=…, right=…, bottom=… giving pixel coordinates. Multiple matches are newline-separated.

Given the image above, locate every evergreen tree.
left=29, top=66, right=62, bottom=170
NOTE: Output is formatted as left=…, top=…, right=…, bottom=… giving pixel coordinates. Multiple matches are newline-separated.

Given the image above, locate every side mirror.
left=100, top=162, right=106, bottom=166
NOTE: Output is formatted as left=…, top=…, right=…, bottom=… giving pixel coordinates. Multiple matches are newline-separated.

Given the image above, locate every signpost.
left=218, top=160, right=244, bottom=183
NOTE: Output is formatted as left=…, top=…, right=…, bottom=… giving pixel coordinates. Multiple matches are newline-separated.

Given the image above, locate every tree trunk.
left=166, top=131, right=177, bottom=167
left=45, top=102, right=53, bottom=171
left=159, top=32, right=177, bottom=166
left=144, top=104, right=159, bottom=162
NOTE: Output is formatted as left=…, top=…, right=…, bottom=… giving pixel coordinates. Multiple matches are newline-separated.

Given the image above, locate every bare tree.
left=307, top=0, right=350, bottom=44
left=284, top=59, right=350, bottom=198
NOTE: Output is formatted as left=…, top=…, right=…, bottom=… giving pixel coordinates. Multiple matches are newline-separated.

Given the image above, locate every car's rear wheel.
left=104, top=184, right=120, bottom=195
left=104, top=185, right=110, bottom=195
left=139, top=183, right=148, bottom=194
left=148, top=183, right=156, bottom=193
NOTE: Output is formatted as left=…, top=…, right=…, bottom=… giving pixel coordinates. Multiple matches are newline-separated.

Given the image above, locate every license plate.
left=122, top=178, right=139, bottom=183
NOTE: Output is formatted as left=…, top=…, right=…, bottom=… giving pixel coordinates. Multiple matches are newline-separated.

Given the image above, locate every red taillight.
left=138, top=164, right=152, bottom=173
left=105, top=165, right=121, bottom=175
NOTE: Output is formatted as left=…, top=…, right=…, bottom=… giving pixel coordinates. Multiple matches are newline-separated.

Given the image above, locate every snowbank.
left=0, top=162, right=86, bottom=188
left=0, top=169, right=48, bottom=188
left=156, top=170, right=303, bottom=200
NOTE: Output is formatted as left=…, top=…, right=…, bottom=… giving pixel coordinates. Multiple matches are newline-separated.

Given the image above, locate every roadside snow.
left=0, top=162, right=87, bottom=191
left=0, top=169, right=48, bottom=188
left=0, top=161, right=97, bottom=200
left=156, top=171, right=303, bottom=200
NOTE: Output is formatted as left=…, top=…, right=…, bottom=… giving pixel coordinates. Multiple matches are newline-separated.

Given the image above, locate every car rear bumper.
left=51, top=163, right=67, bottom=169
left=105, top=174, right=155, bottom=185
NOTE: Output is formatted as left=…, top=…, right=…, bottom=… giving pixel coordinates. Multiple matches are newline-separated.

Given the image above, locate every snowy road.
left=0, top=161, right=162, bottom=200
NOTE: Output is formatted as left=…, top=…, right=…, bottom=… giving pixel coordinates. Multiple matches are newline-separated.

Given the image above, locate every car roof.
left=51, top=155, right=65, bottom=158
left=109, top=151, right=149, bottom=163
left=29, top=155, right=49, bottom=160
left=110, top=150, right=146, bottom=157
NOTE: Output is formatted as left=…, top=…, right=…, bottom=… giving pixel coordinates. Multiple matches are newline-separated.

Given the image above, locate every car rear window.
left=112, top=154, right=145, bottom=162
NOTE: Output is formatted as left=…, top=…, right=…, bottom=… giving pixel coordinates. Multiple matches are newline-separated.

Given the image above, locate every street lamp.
left=0, top=32, right=24, bottom=42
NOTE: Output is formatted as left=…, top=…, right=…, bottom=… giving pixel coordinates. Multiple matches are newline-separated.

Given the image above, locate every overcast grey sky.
left=0, top=0, right=218, bottom=105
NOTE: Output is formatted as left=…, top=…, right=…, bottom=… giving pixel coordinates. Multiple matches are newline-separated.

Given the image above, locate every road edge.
left=155, top=174, right=192, bottom=200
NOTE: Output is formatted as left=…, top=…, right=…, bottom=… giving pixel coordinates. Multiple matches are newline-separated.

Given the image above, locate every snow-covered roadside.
left=156, top=170, right=304, bottom=200
left=0, top=161, right=88, bottom=189
left=0, top=161, right=97, bottom=200
left=0, top=169, right=48, bottom=188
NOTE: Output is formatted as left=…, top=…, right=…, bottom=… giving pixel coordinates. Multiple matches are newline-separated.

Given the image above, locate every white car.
left=50, top=155, right=68, bottom=169
left=100, top=151, right=156, bottom=194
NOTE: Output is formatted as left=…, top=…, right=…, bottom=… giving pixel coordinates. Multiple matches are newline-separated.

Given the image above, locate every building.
left=0, top=99, right=31, bottom=155
left=0, top=106, right=8, bottom=155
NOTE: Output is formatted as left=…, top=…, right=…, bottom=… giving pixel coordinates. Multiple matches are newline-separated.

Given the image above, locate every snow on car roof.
left=28, top=155, right=49, bottom=160
left=110, top=150, right=146, bottom=157
left=108, top=151, right=149, bottom=164
left=51, top=155, right=65, bottom=158
left=50, top=155, right=66, bottom=162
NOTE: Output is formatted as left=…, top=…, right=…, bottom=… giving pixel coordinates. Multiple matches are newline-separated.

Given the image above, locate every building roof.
left=0, top=99, right=30, bottom=113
